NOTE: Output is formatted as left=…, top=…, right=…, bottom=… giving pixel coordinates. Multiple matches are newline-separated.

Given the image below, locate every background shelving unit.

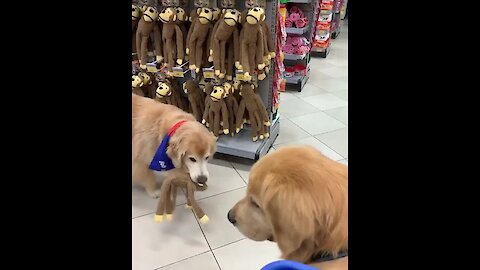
left=331, top=0, right=344, bottom=39
left=282, top=0, right=317, bottom=92
left=133, top=0, right=280, bottom=161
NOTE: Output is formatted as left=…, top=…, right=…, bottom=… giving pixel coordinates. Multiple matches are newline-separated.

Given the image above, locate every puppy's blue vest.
left=149, top=120, right=187, bottom=171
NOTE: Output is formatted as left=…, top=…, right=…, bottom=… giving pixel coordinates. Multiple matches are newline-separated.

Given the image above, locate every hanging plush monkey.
left=211, top=9, right=240, bottom=79
left=235, top=83, right=271, bottom=141
left=132, top=75, right=144, bottom=96
left=223, top=82, right=239, bottom=137
left=202, top=85, right=229, bottom=136
left=186, top=8, right=213, bottom=73
left=183, top=79, right=205, bottom=122
left=132, top=5, right=141, bottom=55
left=138, top=72, right=157, bottom=98
left=175, top=7, right=189, bottom=55
left=238, top=8, right=266, bottom=81
left=136, top=6, right=163, bottom=69
left=159, top=7, right=184, bottom=73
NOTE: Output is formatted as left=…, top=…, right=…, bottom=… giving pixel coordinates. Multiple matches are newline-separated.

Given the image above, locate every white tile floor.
left=132, top=21, right=348, bottom=270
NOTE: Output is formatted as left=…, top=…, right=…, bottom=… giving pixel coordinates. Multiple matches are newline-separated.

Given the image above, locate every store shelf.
left=284, top=53, right=307, bottom=60
left=286, top=74, right=303, bottom=84
left=216, top=120, right=280, bottom=160
left=286, top=26, right=309, bottom=35
left=288, top=0, right=311, bottom=3
left=285, top=69, right=310, bottom=92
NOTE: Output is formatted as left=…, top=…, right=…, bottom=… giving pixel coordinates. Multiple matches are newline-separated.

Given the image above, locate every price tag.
left=147, top=62, right=158, bottom=72
left=172, top=67, right=184, bottom=77
left=203, top=67, right=215, bottom=79
left=236, top=70, right=246, bottom=81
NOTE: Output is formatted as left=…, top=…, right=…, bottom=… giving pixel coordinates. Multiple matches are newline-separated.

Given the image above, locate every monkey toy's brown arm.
left=253, top=94, right=271, bottom=125
left=240, top=30, right=250, bottom=73
left=235, top=99, right=246, bottom=132
left=188, top=96, right=201, bottom=121
left=155, top=176, right=174, bottom=222
left=209, top=19, right=222, bottom=57
left=174, top=25, right=185, bottom=61
left=186, top=179, right=208, bottom=223
left=220, top=101, right=229, bottom=133
left=153, top=24, right=163, bottom=61
left=255, top=28, right=265, bottom=68
left=233, top=28, right=240, bottom=64
left=202, top=99, right=211, bottom=123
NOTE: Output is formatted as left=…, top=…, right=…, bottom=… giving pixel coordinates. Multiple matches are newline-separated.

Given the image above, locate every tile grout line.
left=230, top=161, right=249, bottom=185
left=192, top=210, right=223, bottom=270
left=154, top=250, right=212, bottom=270
left=211, top=237, right=246, bottom=251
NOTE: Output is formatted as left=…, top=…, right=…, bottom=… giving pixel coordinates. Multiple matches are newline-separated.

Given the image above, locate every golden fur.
left=132, top=94, right=217, bottom=197
left=228, top=146, right=348, bottom=270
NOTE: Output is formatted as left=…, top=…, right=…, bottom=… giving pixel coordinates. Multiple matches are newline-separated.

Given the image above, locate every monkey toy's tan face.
left=246, top=7, right=264, bottom=24
left=156, top=83, right=172, bottom=97
left=233, top=78, right=240, bottom=90
left=223, top=82, right=233, bottom=96
left=198, top=8, right=213, bottom=24
left=138, top=72, right=152, bottom=85
left=132, top=75, right=143, bottom=88
left=175, top=7, right=188, bottom=22
left=143, top=6, right=159, bottom=22
left=223, top=9, right=239, bottom=26
left=132, top=5, right=141, bottom=21
left=212, top=8, right=221, bottom=21
left=210, top=86, right=226, bottom=101
left=159, top=7, right=176, bottom=23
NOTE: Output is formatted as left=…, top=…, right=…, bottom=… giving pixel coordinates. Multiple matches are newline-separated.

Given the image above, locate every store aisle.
left=132, top=21, right=348, bottom=270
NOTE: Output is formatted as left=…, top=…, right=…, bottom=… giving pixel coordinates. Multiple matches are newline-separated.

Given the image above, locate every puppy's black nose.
left=227, top=210, right=236, bottom=224
left=197, top=175, right=208, bottom=184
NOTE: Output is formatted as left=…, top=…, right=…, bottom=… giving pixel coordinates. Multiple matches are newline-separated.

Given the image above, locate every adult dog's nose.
left=197, top=175, right=208, bottom=184
left=227, top=210, right=236, bottom=224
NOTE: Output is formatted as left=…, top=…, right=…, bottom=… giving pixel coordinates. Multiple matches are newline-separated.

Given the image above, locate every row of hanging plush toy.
left=132, top=71, right=270, bottom=141
left=132, top=1, right=276, bottom=81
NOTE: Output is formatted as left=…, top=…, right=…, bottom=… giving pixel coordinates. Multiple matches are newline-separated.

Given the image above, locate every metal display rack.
left=282, top=0, right=317, bottom=92
left=331, top=0, right=344, bottom=39
left=311, top=0, right=333, bottom=58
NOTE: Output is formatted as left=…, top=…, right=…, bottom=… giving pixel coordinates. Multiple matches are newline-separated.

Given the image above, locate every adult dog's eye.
left=205, top=156, right=210, bottom=160
left=189, top=157, right=197, bottom=162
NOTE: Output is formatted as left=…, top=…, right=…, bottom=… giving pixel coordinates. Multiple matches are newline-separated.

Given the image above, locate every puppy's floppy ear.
left=166, top=133, right=186, bottom=168
left=260, top=173, right=327, bottom=263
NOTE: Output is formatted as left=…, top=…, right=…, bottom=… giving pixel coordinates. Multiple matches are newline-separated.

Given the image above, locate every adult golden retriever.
left=228, top=146, right=348, bottom=270
left=132, top=94, right=217, bottom=198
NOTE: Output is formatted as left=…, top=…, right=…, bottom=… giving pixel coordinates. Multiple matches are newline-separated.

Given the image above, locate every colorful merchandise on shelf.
left=312, top=0, right=333, bottom=51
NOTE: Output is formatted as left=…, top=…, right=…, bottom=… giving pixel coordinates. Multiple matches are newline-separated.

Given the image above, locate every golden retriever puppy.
left=228, top=146, right=348, bottom=270
left=132, top=94, right=217, bottom=198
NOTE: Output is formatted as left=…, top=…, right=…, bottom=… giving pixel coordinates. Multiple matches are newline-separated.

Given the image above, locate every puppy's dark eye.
left=251, top=198, right=260, bottom=208
left=205, top=156, right=210, bottom=160
left=189, top=157, right=197, bottom=162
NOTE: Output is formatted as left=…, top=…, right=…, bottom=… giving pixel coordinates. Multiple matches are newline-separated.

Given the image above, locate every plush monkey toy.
left=223, top=82, right=239, bottom=137
left=132, top=5, right=141, bottom=55
left=138, top=72, right=157, bottom=98
left=136, top=6, right=163, bottom=69
left=202, top=85, right=229, bottom=136
left=175, top=7, right=189, bottom=54
left=238, top=8, right=266, bottom=81
left=155, top=80, right=188, bottom=110
left=155, top=168, right=209, bottom=224
left=186, top=8, right=213, bottom=73
left=235, top=83, right=271, bottom=141
left=183, top=79, right=205, bottom=122
left=211, top=9, right=240, bottom=79
left=159, top=7, right=184, bottom=73
left=132, top=75, right=144, bottom=96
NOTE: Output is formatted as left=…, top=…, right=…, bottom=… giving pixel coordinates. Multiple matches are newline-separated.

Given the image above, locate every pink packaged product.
left=287, top=5, right=309, bottom=29
left=283, top=36, right=310, bottom=55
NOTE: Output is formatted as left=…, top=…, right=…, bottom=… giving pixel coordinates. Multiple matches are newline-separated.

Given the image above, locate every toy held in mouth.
left=155, top=168, right=209, bottom=224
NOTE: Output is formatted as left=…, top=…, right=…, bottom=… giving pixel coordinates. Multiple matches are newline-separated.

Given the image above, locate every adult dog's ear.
left=166, top=133, right=186, bottom=168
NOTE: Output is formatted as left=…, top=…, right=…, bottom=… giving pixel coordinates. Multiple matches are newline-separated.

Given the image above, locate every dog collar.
left=312, top=250, right=348, bottom=263
left=148, top=120, right=188, bottom=171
